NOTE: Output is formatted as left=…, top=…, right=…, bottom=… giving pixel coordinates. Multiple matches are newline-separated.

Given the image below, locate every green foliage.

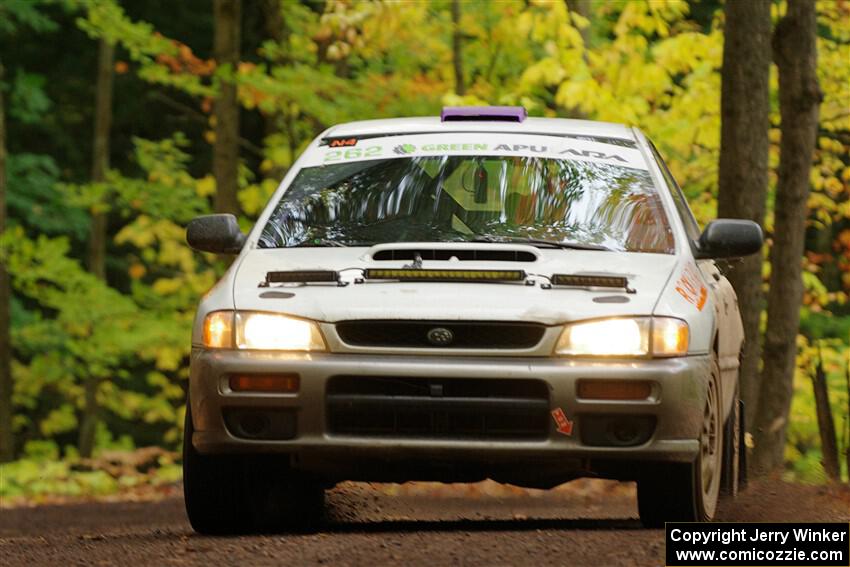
left=2, top=132, right=216, bottom=457
left=1, top=0, right=849, bottom=498
left=0, top=444, right=180, bottom=502
left=0, top=458, right=115, bottom=500
left=8, top=69, right=51, bottom=123
left=7, top=153, right=88, bottom=238
left=0, top=0, right=59, bottom=34
left=77, top=0, right=215, bottom=97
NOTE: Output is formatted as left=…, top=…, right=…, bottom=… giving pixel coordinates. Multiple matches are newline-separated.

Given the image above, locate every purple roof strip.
left=440, top=106, right=527, bottom=123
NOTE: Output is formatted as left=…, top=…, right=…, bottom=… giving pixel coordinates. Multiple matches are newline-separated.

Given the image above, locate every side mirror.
left=695, top=219, right=763, bottom=259
left=186, top=214, right=246, bottom=254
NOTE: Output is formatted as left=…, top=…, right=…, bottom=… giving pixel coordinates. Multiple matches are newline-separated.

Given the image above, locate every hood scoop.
left=371, top=248, right=537, bottom=263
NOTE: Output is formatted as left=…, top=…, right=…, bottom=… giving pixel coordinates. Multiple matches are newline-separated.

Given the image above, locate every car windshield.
left=258, top=154, right=674, bottom=253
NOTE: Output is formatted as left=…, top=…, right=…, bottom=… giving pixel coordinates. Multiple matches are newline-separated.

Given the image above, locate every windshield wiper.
left=293, top=239, right=347, bottom=247
left=469, top=235, right=611, bottom=251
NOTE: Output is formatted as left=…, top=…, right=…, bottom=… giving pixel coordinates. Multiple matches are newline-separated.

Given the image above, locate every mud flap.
left=738, top=399, right=748, bottom=490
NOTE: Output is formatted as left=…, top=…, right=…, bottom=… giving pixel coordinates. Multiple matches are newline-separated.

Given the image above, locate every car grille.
left=335, top=320, right=546, bottom=349
left=326, top=376, right=550, bottom=440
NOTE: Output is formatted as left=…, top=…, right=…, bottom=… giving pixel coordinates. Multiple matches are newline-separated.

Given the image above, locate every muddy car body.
left=183, top=107, right=762, bottom=533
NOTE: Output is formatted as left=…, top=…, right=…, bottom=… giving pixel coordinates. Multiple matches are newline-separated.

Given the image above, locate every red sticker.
left=551, top=408, right=573, bottom=436
left=329, top=138, right=358, bottom=147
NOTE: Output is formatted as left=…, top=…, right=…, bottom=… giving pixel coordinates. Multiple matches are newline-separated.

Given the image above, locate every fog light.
left=608, top=419, right=640, bottom=444
left=579, top=415, right=656, bottom=447
left=576, top=380, right=652, bottom=400
left=223, top=408, right=297, bottom=440
left=239, top=413, right=269, bottom=436
left=229, top=374, right=300, bottom=393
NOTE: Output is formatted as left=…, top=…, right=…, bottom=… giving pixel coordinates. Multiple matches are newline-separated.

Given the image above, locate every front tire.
left=182, top=403, right=324, bottom=534
left=638, top=356, right=723, bottom=527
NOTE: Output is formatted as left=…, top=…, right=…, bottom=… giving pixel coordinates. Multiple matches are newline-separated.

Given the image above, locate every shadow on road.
left=67, top=515, right=646, bottom=543
left=318, top=517, right=643, bottom=534
left=183, top=517, right=645, bottom=538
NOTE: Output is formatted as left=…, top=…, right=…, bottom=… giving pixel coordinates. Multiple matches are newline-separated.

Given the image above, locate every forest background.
left=0, top=0, right=848, bottom=502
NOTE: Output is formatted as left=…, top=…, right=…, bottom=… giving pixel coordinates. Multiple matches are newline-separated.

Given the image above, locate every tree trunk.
left=451, top=0, right=465, bottom=96
left=751, top=0, right=822, bottom=474
left=811, top=347, right=840, bottom=481
left=87, top=39, right=113, bottom=280
left=566, top=0, right=591, bottom=46
left=261, top=0, right=283, bottom=46
left=716, top=0, right=772, bottom=428
left=0, top=59, right=13, bottom=463
left=78, top=39, right=114, bottom=459
left=213, top=0, right=241, bottom=215
left=261, top=0, right=290, bottom=181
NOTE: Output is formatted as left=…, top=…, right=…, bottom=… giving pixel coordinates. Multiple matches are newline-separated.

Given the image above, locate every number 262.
left=324, top=147, right=381, bottom=161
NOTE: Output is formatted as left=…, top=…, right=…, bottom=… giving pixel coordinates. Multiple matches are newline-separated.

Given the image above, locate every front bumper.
left=189, top=349, right=709, bottom=483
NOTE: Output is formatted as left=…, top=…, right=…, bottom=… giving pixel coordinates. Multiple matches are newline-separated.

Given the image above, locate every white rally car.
left=183, top=106, right=762, bottom=533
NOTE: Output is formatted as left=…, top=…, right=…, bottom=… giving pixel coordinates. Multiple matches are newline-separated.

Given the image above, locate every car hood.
left=231, top=244, right=677, bottom=325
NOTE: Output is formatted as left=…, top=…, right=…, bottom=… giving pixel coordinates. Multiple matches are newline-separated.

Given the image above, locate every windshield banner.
left=307, top=133, right=649, bottom=170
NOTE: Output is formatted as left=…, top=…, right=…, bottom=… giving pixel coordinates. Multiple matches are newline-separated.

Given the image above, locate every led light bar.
left=264, top=270, right=340, bottom=285
left=551, top=274, right=632, bottom=291
left=364, top=268, right=526, bottom=282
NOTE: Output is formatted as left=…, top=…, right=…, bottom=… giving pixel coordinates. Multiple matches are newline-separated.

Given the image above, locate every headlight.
left=203, top=311, right=326, bottom=351
left=555, top=317, right=688, bottom=357
left=236, top=312, right=326, bottom=351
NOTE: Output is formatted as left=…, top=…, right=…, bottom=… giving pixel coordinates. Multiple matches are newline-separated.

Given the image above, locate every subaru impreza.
left=183, top=106, right=762, bottom=533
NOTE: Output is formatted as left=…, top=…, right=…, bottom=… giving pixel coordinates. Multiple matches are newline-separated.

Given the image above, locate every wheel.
left=182, top=405, right=243, bottom=534
left=721, top=382, right=740, bottom=498
left=182, top=403, right=325, bottom=534
left=638, top=356, right=723, bottom=527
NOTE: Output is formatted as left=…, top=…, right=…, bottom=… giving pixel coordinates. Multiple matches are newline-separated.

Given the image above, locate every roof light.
left=440, top=106, right=527, bottom=123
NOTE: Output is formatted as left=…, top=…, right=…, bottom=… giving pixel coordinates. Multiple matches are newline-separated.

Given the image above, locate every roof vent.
left=440, top=106, right=527, bottom=123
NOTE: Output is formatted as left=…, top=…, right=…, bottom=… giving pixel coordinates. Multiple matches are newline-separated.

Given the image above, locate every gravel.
left=1, top=478, right=847, bottom=566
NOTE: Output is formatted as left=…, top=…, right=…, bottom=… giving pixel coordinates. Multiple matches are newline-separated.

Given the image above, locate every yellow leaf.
left=128, top=263, right=146, bottom=280
left=196, top=175, right=216, bottom=197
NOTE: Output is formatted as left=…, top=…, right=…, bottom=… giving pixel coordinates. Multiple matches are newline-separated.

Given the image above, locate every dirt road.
left=2, top=479, right=848, bottom=566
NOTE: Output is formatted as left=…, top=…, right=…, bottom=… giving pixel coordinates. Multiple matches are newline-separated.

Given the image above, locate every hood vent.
left=260, top=270, right=340, bottom=287
left=372, top=248, right=536, bottom=263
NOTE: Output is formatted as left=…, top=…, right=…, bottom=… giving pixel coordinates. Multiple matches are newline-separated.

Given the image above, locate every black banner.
left=666, top=523, right=849, bottom=566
